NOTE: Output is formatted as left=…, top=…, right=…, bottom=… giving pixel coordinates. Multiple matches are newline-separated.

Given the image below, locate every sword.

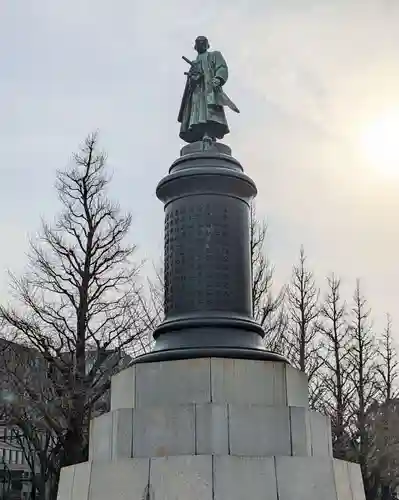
left=181, top=56, right=240, bottom=114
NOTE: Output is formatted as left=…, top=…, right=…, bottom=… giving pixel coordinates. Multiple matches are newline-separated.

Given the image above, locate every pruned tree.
left=145, top=203, right=287, bottom=353
left=319, top=273, right=353, bottom=459
left=376, top=314, right=398, bottom=403
left=347, top=280, right=379, bottom=498
left=250, top=203, right=286, bottom=353
left=0, top=133, right=150, bottom=498
left=143, top=263, right=164, bottom=334
left=362, top=316, right=399, bottom=499
left=286, top=246, right=321, bottom=388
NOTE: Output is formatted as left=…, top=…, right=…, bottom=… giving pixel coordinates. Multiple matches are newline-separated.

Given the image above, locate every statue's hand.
left=212, top=77, right=221, bottom=88
left=188, top=68, right=202, bottom=82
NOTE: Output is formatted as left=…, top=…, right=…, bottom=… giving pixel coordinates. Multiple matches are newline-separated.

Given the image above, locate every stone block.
left=72, top=462, right=91, bottom=500
left=309, top=412, right=333, bottom=457
left=285, top=364, right=309, bottom=407
left=273, top=362, right=288, bottom=405
left=214, top=456, right=278, bottom=500
left=112, top=408, right=133, bottom=460
left=289, top=406, right=312, bottom=456
left=195, top=404, right=229, bottom=455
left=211, top=358, right=286, bottom=406
left=133, top=405, right=195, bottom=457
left=348, top=462, right=366, bottom=500
left=135, top=359, right=211, bottom=407
left=89, top=458, right=150, bottom=500
left=150, top=455, right=212, bottom=500
left=57, top=465, right=75, bottom=500
left=333, top=459, right=353, bottom=500
left=229, top=405, right=291, bottom=456
left=89, top=413, right=112, bottom=461
left=276, top=456, right=337, bottom=500
left=110, top=366, right=136, bottom=411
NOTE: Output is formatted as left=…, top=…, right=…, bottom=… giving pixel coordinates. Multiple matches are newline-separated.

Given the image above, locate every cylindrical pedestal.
left=135, top=143, right=286, bottom=363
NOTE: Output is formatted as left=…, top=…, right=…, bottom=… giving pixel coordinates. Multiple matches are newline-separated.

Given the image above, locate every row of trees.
left=254, top=236, right=399, bottom=500
left=0, top=134, right=397, bottom=500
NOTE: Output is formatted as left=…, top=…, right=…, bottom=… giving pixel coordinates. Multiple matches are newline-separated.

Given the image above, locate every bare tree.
left=365, top=398, right=399, bottom=500
left=363, top=315, right=399, bottom=499
left=286, top=246, right=321, bottom=386
left=0, top=134, right=149, bottom=497
left=250, top=204, right=286, bottom=352
left=376, top=314, right=398, bottom=402
left=319, top=273, right=353, bottom=459
left=1, top=401, right=60, bottom=499
left=0, top=340, right=61, bottom=500
left=347, top=280, right=379, bottom=499
left=144, top=204, right=288, bottom=353
left=143, top=263, right=164, bottom=332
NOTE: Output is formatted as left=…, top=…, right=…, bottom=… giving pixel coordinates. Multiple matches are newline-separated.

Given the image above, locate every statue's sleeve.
left=213, top=51, right=228, bottom=85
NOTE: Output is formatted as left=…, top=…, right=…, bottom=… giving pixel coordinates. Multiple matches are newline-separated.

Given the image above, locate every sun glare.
left=359, top=109, right=399, bottom=176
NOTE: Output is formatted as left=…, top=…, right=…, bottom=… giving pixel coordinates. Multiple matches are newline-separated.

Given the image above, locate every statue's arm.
left=213, top=51, right=228, bottom=86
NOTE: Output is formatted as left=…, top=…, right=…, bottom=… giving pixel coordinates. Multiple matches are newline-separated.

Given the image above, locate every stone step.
left=111, top=358, right=308, bottom=410
left=58, top=455, right=365, bottom=500
left=89, top=404, right=332, bottom=461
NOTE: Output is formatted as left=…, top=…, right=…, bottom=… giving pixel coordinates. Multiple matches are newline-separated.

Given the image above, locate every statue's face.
left=195, top=37, right=209, bottom=54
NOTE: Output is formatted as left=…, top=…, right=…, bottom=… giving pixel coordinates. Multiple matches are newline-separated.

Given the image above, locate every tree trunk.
left=62, top=424, right=87, bottom=467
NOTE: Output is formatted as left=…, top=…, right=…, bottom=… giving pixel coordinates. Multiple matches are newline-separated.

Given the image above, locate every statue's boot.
left=202, top=134, right=215, bottom=151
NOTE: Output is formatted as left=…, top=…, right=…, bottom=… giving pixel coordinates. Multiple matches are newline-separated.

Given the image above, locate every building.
left=0, top=339, right=132, bottom=499
left=0, top=340, right=43, bottom=500
left=0, top=424, right=34, bottom=500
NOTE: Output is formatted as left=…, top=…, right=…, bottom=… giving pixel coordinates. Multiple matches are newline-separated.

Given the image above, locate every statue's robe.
left=178, top=50, right=229, bottom=143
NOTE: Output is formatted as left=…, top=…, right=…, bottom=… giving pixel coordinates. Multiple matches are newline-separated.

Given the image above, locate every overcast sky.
left=1, top=0, right=399, bottom=336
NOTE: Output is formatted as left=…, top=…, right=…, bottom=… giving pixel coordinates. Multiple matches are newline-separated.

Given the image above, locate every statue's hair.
left=194, top=36, right=210, bottom=50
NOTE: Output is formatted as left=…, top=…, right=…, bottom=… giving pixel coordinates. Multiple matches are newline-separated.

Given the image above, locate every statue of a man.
left=178, top=36, right=239, bottom=146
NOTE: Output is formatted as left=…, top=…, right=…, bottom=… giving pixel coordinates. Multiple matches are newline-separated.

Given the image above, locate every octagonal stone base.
left=57, top=359, right=365, bottom=500
left=59, top=455, right=364, bottom=500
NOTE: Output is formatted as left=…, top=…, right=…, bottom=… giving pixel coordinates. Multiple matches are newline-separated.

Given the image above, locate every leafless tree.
left=1, top=399, right=60, bottom=499
left=376, top=314, right=398, bottom=402
left=362, top=315, right=399, bottom=499
left=0, top=133, right=150, bottom=497
left=347, top=280, right=380, bottom=498
left=286, top=246, right=321, bottom=387
left=0, top=340, right=61, bottom=499
left=319, top=273, right=353, bottom=458
left=144, top=204, right=288, bottom=353
left=365, top=398, right=399, bottom=500
left=143, top=263, right=164, bottom=331
left=250, top=204, right=286, bottom=353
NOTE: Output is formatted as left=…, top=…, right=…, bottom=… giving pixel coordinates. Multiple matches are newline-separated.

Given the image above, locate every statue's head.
left=194, top=36, right=210, bottom=54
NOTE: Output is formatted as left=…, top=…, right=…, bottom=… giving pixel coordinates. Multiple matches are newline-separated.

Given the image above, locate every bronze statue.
left=178, top=36, right=239, bottom=147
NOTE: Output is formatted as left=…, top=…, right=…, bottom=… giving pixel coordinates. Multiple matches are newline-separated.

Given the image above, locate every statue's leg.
left=202, top=132, right=215, bottom=151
